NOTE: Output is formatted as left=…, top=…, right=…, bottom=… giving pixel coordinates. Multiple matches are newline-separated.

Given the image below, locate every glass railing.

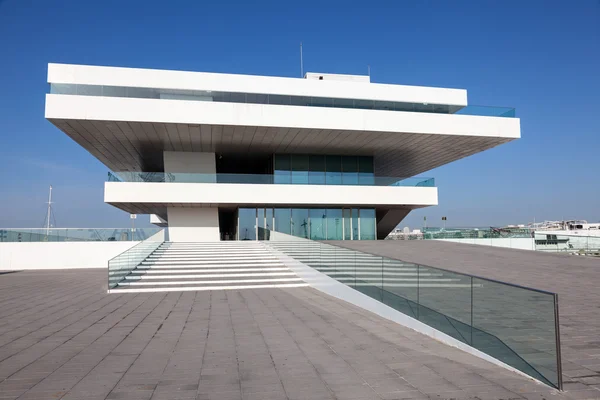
left=421, top=227, right=533, bottom=239
left=50, top=83, right=516, bottom=118
left=0, top=228, right=161, bottom=242
left=107, top=172, right=435, bottom=187
left=534, top=233, right=600, bottom=254
left=107, top=230, right=164, bottom=290
left=265, top=234, right=562, bottom=389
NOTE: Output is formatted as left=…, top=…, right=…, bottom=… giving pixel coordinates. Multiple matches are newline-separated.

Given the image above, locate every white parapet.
left=105, top=182, right=438, bottom=209
left=0, top=242, right=139, bottom=270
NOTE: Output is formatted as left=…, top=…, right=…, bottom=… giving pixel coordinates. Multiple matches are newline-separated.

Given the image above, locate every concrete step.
left=140, top=260, right=283, bottom=266
left=118, top=277, right=304, bottom=286
left=127, top=272, right=297, bottom=279
left=110, top=282, right=310, bottom=293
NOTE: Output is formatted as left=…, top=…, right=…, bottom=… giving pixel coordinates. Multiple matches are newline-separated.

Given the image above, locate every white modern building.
left=45, top=63, right=520, bottom=242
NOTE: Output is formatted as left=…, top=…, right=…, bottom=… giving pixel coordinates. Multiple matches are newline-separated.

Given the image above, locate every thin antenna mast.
left=45, top=185, right=53, bottom=235
left=368, top=65, right=370, bottom=77
left=300, top=42, right=304, bottom=77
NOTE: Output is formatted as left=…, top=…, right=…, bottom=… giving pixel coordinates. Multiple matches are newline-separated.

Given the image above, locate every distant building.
left=45, top=64, right=519, bottom=241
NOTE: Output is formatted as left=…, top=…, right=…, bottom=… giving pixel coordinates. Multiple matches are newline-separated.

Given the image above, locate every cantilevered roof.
left=45, top=64, right=519, bottom=176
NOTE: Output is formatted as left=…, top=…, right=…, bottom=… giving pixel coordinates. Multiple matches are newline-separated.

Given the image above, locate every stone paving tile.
left=0, top=269, right=591, bottom=399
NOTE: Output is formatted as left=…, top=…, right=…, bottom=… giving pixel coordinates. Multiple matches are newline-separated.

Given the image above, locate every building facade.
left=45, top=64, right=520, bottom=241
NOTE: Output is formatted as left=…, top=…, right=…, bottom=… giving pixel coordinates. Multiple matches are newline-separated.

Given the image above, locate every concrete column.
left=164, top=151, right=220, bottom=241
left=167, top=208, right=220, bottom=242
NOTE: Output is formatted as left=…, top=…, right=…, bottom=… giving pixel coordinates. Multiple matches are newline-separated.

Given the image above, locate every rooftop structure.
left=45, top=63, right=520, bottom=242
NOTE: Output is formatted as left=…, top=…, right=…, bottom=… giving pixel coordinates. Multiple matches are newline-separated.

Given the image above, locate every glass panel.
left=472, top=279, right=559, bottom=387
left=257, top=208, right=266, bottom=240
left=334, top=247, right=356, bottom=288
left=238, top=208, right=256, bottom=240
left=326, top=209, right=343, bottom=240
left=358, top=156, right=375, bottom=185
left=110, top=171, right=435, bottom=187
left=354, top=253, right=383, bottom=301
left=417, top=266, right=473, bottom=345
left=343, top=209, right=352, bottom=240
left=102, top=85, right=127, bottom=97
left=291, top=155, right=309, bottom=184
left=77, top=85, right=102, bottom=96
left=351, top=209, right=359, bottom=240
left=108, top=235, right=163, bottom=289
left=274, top=208, right=291, bottom=234
left=265, top=208, right=274, bottom=231
left=0, top=228, right=161, bottom=242
left=50, top=83, right=76, bottom=95
left=382, top=259, right=419, bottom=319
left=50, top=84, right=516, bottom=117
left=325, top=155, right=342, bottom=185
left=359, top=209, right=376, bottom=240
left=291, top=208, right=309, bottom=239
left=308, top=155, right=326, bottom=184
left=274, top=154, right=291, bottom=184
left=309, top=209, right=327, bottom=240
left=342, top=156, right=358, bottom=185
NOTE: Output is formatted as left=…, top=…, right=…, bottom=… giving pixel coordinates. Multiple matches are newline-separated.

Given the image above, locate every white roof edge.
left=47, top=63, right=468, bottom=106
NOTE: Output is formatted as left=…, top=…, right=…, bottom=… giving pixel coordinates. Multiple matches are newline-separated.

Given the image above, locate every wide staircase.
left=110, top=241, right=308, bottom=293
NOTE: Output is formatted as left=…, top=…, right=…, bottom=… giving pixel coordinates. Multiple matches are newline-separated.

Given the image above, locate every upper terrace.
left=45, top=64, right=520, bottom=175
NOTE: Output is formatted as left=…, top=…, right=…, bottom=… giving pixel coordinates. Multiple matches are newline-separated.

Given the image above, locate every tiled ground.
left=329, top=240, right=600, bottom=398
left=0, top=269, right=591, bottom=400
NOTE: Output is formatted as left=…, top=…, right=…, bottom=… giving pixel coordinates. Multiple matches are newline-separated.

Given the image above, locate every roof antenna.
left=300, top=42, right=304, bottom=78
left=368, top=65, right=371, bottom=78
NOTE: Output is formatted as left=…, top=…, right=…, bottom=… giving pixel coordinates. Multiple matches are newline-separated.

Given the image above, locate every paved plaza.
left=0, top=268, right=595, bottom=399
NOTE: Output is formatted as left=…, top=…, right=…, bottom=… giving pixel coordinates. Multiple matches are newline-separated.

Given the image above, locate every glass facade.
left=238, top=207, right=376, bottom=241
left=51, top=83, right=517, bottom=118
left=274, top=155, right=374, bottom=185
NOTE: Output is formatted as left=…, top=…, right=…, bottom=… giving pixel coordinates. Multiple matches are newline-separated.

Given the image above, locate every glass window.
left=309, top=209, right=327, bottom=240
left=358, top=156, right=375, bottom=185
left=230, top=92, right=246, bottom=103
left=326, top=155, right=342, bottom=185
left=274, top=154, right=291, bottom=184
left=238, top=208, right=256, bottom=240
left=265, top=208, right=274, bottom=231
left=257, top=208, right=266, bottom=240
left=342, top=156, right=358, bottom=185
left=343, top=208, right=352, bottom=240
left=309, top=155, right=326, bottom=184
left=126, top=86, right=156, bottom=98
left=291, top=155, right=309, bottom=184
left=326, top=209, right=343, bottom=240
left=274, top=208, right=291, bottom=234
left=77, top=84, right=102, bottom=96
left=291, top=209, right=309, bottom=239
left=352, top=208, right=359, bottom=240
left=103, top=85, right=127, bottom=97
left=50, top=83, right=76, bottom=95
left=359, top=209, right=376, bottom=240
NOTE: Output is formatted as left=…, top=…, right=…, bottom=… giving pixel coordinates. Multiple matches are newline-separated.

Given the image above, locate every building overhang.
left=46, top=94, right=519, bottom=176
left=105, top=182, right=438, bottom=218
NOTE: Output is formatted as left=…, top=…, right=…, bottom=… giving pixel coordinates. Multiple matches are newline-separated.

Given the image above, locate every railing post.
left=416, top=264, right=420, bottom=320
left=470, top=276, right=474, bottom=346
left=554, top=294, right=563, bottom=390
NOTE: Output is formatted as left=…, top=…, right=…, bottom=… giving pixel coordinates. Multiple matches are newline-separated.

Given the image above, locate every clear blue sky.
left=0, top=0, right=598, bottom=229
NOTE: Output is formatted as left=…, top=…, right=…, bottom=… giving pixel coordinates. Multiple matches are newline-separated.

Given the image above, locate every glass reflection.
left=291, top=209, right=310, bottom=238
left=238, top=208, right=256, bottom=240
left=309, top=209, right=327, bottom=240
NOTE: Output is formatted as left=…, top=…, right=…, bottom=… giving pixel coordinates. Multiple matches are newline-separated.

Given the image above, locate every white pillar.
left=164, top=151, right=220, bottom=241
left=167, top=208, right=220, bottom=242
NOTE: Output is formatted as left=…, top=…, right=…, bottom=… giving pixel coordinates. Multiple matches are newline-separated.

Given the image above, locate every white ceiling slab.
left=49, top=118, right=511, bottom=176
